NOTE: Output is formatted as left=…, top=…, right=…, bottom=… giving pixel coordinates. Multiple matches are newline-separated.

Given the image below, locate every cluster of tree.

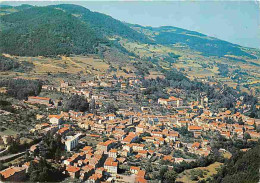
left=212, top=144, right=260, bottom=183
left=249, top=104, right=260, bottom=119
left=172, top=149, right=198, bottom=159
left=0, top=79, right=42, bottom=100
left=102, top=102, right=118, bottom=114
left=0, top=6, right=104, bottom=56
left=8, top=140, right=28, bottom=154
left=210, top=133, right=259, bottom=154
left=189, top=169, right=205, bottom=181
left=0, top=162, right=5, bottom=171
left=133, top=61, right=151, bottom=76
left=0, top=55, right=19, bottom=71
left=176, top=126, right=193, bottom=138
left=63, top=94, right=89, bottom=112
left=159, top=166, right=178, bottom=183
left=27, top=158, right=64, bottom=182
left=38, top=133, right=64, bottom=160
left=217, top=63, right=229, bottom=77
left=0, top=99, right=15, bottom=113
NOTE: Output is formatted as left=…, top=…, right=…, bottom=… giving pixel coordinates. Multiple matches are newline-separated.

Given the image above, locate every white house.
left=65, top=134, right=81, bottom=152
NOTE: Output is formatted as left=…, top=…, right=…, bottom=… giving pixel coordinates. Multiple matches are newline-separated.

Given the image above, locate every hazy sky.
left=1, top=1, right=260, bottom=49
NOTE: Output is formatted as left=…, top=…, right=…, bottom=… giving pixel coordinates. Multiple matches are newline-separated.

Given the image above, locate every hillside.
left=0, top=6, right=104, bottom=56
left=213, top=145, right=260, bottom=183
left=131, top=25, right=255, bottom=58
left=50, top=4, right=151, bottom=43
left=0, top=4, right=258, bottom=59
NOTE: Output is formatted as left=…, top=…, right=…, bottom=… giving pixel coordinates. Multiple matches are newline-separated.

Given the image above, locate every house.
left=66, top=166, right=80, bottom=179
left=65, top=134, right=81, bottom=152
left=163, top=155, right=174, bottom=163
left=86, top=173, right=102, bottom=183
left=89, top=154, right=104, bottom=169
left=135, top=170, right=147, bottom=183
left=130, top=166, right=140, bottom=174
left=104, top=158, right=118, bottom=174
left=106, top=114, right=116, bottom=120
left=28, top=96, right=51, bottom=105
left=57, top=127, right=69, bottom=136
left=49, top=115, right=63, bottom=125
left=82, top=146, right=93, bottom=153
left=80, top=165, right=95, bottom=181
left=132, top=144, right=145, bottom=152
left=138, top=150, right=148, bottom=158
left=97, top=140, right=115, bottom=154
left=122, top=133, right=138, bottom=144
left=166, top=132, right=179, bottom=142
left=158, top=96, right=183, bottom=107
left=108, top=149, right=117, bottom=158
left=0, top=167, right=26, bottom=182
left=188, top=126, right=202, bottom=132
left=60, top=81, right=69, bottom=88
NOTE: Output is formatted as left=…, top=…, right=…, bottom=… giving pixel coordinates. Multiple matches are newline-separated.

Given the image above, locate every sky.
left=1, top=1, right=260, bottom=49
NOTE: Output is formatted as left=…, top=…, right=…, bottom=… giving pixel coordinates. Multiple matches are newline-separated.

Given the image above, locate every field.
left=0, top=54, right=111, bottom=84
left=176, top=162, right=223, bottom=183
left=119, top=38, right=260, bottom=96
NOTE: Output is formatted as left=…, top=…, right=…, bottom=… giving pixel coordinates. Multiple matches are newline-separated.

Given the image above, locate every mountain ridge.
left=0, top=4, right=258, bottom=59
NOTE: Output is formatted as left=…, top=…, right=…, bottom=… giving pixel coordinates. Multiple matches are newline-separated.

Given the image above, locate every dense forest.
left=51, top=4, right=152, bottom=43
left=1, top=4, right=254, bottom=59
left=0, top=7, right=104, bottom=56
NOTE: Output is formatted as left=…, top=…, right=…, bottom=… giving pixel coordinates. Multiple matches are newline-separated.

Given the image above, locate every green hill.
left=0, top=4, right=257, bottom=59
left=0, top=6, right=104, bottom=56
left=131, top=25, right=255, bottom=58
left=50, top=4, right=152, bottom=43
left=213, top=144, right=260, bottom=183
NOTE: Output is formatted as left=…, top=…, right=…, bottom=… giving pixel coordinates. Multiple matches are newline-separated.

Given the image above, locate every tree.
left=244, top=132, right=251, bottom=141
left=159, top=166, right=168, bottom=181
left=28, top=157, right=64, bottom=182
left=164, top=170, right=177, bottom=182
left=64, top=95, right=89, bottom=112
left=104, top=103, right=118, bottom=113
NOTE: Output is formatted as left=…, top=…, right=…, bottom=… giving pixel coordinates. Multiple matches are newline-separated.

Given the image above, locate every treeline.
left=0, top=79, right=42, bottom=100
left=0, top=7, right=104, bottom=56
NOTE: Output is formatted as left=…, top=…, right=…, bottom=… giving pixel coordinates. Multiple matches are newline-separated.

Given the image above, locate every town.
left=0, top=2, right=260, bottom=183
left=0, top=73, right=259, bottom=183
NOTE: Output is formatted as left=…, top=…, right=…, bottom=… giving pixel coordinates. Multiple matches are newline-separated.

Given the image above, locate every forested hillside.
left=131, top=25, right=255, bottom=58
left=51, top=4, right=151, bottom=43
left=213, top=144, right=260, bottom=183
left=0, top=6, right=104, bottom=56
left=0, top=4, right=256, bottom=59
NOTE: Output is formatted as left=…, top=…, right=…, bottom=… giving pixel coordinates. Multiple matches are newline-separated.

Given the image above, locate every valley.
left=0, top=3, right=259, bottom=183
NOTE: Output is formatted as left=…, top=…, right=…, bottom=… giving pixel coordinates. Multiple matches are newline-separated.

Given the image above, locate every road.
left=0, top=151, right=26, bottom=162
